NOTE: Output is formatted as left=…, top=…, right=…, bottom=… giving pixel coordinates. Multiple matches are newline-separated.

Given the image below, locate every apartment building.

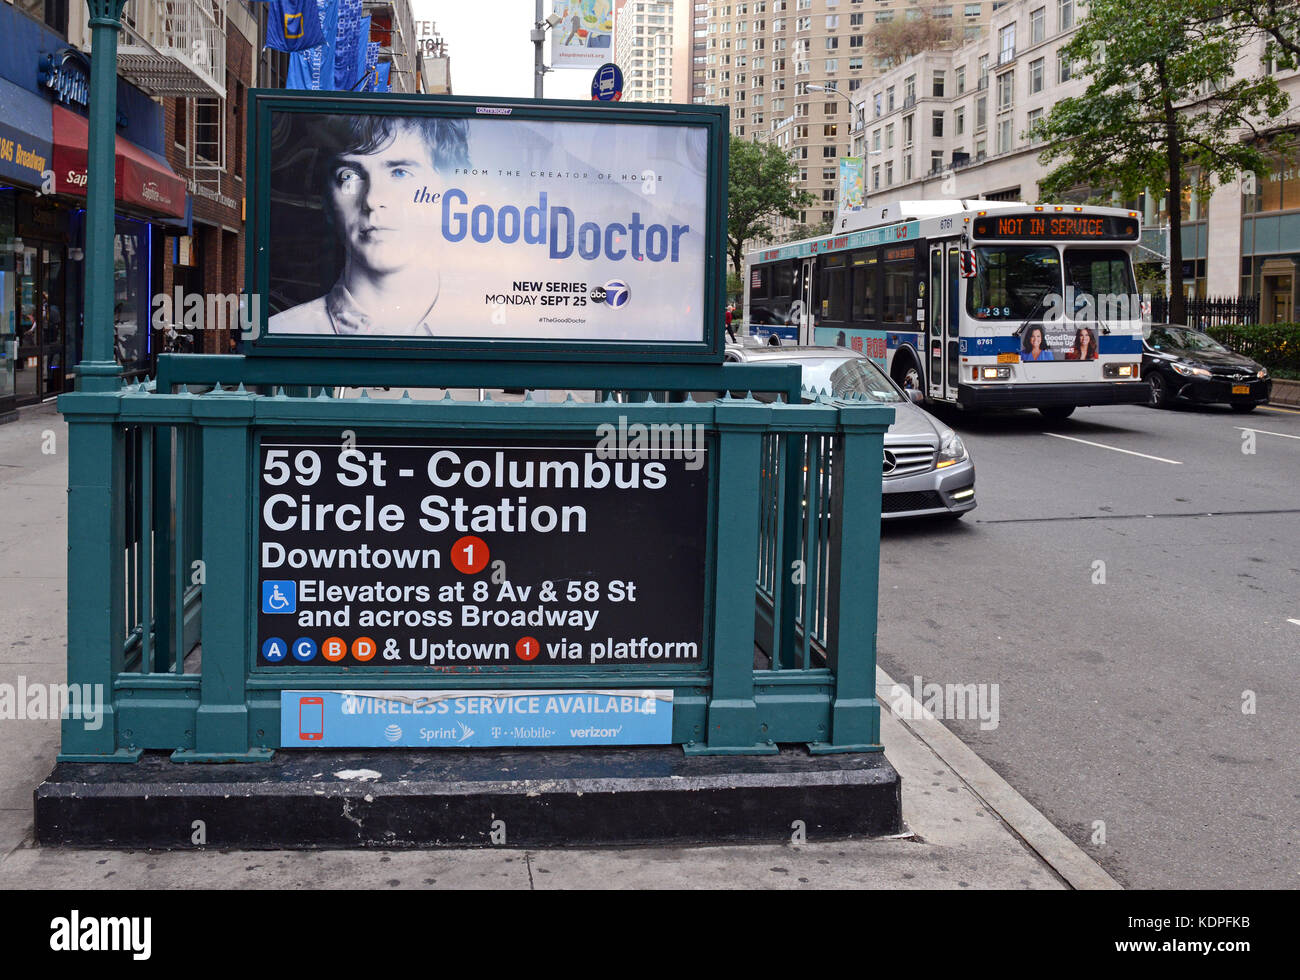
left=851, top=0, right=1300, bottom=316
left=614, top=0, right=693, bottom=104
left=704, top=0, right=997, bottom=244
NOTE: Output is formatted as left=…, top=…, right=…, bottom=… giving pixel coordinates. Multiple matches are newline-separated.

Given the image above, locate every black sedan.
left=1142, top=324, right=1272, bottom=412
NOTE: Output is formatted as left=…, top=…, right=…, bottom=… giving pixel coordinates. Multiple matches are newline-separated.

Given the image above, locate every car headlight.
left=1258, top=368, right=1269, bottom=379
left=1171, top=361, right=1211, bottom=377
left=936, top=429, right=968, bottom=468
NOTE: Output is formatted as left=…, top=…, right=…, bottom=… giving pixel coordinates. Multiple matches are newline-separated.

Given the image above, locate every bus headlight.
left=936, top=429, right=968, bottom=468
left=1103, top=363, right=1141, bottom=378
left=980, top=366, right=1013, bottom=380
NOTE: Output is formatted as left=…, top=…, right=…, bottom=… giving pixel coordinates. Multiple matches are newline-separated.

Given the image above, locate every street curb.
left=1268, top=378, right=1300, bottom=407
left=877, top=665, right=1122, bottom=891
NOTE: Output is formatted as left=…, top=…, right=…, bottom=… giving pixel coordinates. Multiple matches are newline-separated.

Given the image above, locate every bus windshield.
left=968, top=246, right=1061, bottom=320
left=1064, top=248, right=1137, bottom=304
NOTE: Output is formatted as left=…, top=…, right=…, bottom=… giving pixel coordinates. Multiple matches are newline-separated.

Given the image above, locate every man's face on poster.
left=328, top=125, right=436, bottom=277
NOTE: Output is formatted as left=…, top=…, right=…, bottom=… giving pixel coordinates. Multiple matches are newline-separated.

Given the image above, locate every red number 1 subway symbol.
left=450, top=535, right=489, bottom=574
left=516, top=636, right=540, bottom=661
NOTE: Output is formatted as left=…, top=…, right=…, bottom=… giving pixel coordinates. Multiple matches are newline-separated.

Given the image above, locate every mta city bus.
left=743, top=200, right=1150, bottom=419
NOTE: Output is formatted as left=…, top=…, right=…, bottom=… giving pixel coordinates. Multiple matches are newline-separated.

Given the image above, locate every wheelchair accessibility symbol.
left=262, top=580, right=296, bottom=614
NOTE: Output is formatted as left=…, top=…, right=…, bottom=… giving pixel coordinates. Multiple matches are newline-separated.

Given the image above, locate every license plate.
left=1232, top=385, right=1250, bottom=395
left=997, top=352, right=1020, bottom=363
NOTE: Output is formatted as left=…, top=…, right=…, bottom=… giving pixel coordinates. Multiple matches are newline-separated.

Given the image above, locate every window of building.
left=1029, top=57, right=1044, bottom=94
left=1026, top=107, right=1044, bottom=143
left=1058, top=54, right=1073, bottom=83
left=823, top=144, right=838, bottom=157
left=824, top=124, right=838, bottom=137
left=997, top=70, right=1013, bottom=110
left=978, top=54, right=989, bottom=87
left=903, top=113, right=913, bottom=145
left=996, top=116, right=1013, bottom=153
left=955, top=106, right=965, bottom=135
left=887, top=85, right=895, bottom=111
left=1058, top=0, right=1073, bottom=31
left=872, top=128, right=882, bottom=151
left=886, top=160, right=894, bottom=185
left=976, top=95, right=987, bottom=131
left=933, top=70, right=945, bottom=97
left=955, top=66, right=966, bottom=94
left=998, top=23, right=1016, bottom=64
left=904, top=154, right=913, bottom=180
left=1031, top=6, right=1045, bottom=44
left=904, top=74, right=916, bottom=103
left=872, top=165, right=881, bottom=190
left=932, top=109, right=944, bottom=137
left=931, top=149, right=945, bottom=172
left=885, top=123, right=895, bottom=148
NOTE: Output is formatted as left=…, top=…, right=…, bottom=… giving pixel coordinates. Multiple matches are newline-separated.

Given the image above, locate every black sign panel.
left=256, top=436, right=708, bottom=668
left=972, top=214, right=1140, bottom=241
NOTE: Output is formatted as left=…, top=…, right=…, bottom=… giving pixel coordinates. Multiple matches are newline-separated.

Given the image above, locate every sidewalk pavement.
left=0, top=400, right=1109, bottom=889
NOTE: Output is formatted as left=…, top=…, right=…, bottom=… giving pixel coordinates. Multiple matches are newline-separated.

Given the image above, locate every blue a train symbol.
left=603, top=280, right=630, bottom=308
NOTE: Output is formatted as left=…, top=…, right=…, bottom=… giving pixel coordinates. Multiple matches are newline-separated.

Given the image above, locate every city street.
left=878, top=399, right=1300, bottom=889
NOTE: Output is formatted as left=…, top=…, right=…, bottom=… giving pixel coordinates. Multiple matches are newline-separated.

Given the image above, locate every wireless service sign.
left=263, top=105, right=711, bottom=346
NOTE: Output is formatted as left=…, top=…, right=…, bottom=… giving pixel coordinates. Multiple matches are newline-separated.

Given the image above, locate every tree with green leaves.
left=1222, top=1, right=1300, bottom=69
left=727, top=135, right=816, bottom=275
left=1031, top=0, right=1290, bottom=324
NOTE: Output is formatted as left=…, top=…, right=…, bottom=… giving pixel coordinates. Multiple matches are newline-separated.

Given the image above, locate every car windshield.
left=1144, top=325, right=1230, bottom=353
left=968, top=246, right=1063, bottom=320
left=797, top=356, right=904, bottom=402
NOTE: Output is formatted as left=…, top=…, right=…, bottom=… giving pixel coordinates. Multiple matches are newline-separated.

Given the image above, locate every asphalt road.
left=876, top=398, right=1300, bottom=889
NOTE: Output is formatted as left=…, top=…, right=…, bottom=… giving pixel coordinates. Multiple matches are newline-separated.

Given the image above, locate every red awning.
left=51, top=104, right=187, bottom=219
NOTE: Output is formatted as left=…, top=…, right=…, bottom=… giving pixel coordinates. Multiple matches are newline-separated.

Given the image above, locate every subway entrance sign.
left=256, top=436, right=707, bottom=669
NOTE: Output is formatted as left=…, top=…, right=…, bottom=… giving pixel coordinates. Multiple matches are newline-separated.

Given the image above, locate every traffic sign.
left=591, top=62, right=623, bottom=102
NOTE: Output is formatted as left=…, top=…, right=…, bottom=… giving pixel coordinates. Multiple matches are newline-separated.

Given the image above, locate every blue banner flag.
left=350, top=16, right=372, bottom=90
left=286, top=0, right=338, bottom=88
left=333, top=0, right=363, bottom=89
left=266, top=0, right=325, bottom=52
left=375, top=61, right=391, bottom=93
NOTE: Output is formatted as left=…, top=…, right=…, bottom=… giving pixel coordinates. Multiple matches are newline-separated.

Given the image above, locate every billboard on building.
left=248, top=92, right=727, bottom=360
left=551, top=0, right=614, bottom=69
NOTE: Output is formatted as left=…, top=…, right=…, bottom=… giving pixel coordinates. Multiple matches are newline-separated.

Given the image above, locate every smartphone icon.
left=298, top=696, right=324, bottom=741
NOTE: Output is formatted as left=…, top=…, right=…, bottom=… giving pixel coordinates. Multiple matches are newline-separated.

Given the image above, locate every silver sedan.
left=724, top=345, right=977, bottom=520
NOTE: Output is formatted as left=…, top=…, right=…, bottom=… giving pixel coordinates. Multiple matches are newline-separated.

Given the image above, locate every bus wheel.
left=895, top=361, right=923, bottom=394
left=1039, top=405, right=1075, bottom=422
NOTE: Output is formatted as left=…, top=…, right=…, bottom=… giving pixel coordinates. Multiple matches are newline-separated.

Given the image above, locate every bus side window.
left=851, top=250, right=878, bottom=324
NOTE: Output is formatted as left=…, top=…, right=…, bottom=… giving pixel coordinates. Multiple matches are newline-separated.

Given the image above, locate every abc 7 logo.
left=589, top=280, right=630, bottom=308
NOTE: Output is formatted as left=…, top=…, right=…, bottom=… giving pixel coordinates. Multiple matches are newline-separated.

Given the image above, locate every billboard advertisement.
left=250, top=93, right=725, bottom=359
left=839, top=156, right=865, bottom=212
left=551, top=0, right=614, bottom=69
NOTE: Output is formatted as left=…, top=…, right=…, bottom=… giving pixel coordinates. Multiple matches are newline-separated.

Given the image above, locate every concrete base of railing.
left=34, top=747, right=901, bottom=848
left=1268, top=378, right=1300, bottom=407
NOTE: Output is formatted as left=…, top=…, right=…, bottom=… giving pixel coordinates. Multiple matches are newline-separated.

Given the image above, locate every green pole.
left=78, top=0, right=128, bottom=394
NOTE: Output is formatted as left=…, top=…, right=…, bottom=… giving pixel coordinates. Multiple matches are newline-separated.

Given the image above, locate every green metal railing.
left=59, top=358, right=891, bottom=761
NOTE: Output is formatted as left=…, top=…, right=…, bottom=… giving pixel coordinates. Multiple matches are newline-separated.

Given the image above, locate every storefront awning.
left=0, top=77, right=54, bottom=188
left=51, top=105, right=187, bottom=219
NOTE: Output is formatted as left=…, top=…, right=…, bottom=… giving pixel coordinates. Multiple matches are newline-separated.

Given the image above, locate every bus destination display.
left=972, top=214, right=1140, bottom=241
left=256, top=436, right=707, bottom=668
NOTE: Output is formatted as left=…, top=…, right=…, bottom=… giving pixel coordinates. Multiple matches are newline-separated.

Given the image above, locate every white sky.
left=412, top=1, right=599, bottom=100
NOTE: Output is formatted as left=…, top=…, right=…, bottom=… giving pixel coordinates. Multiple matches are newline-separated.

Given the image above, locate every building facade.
left=850, top=0, right=1300, bottom=318
left=1, top=0, right=196, bottom=417
left=614, top=0, right=691, bottom=104
left=704, top=0, right=997, bottom=244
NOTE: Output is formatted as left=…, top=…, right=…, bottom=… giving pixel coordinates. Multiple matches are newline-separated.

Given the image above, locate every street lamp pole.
left=532, top=3, right=564, bottom=99
left=80, top=0, right=128, bottom=394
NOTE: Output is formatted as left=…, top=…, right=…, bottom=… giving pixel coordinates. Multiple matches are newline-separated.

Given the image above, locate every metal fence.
left=60, top=359, right=893, bottom=760
left=1151, top=295, right=1260, bottom=330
